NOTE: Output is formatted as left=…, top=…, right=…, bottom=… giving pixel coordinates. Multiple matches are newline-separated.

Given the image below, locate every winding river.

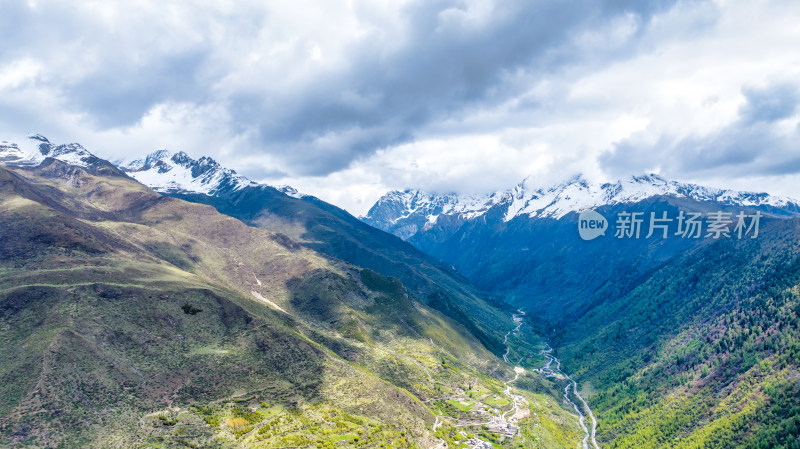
left=503, top=311, right=599, bottom=449
left=539, top=345, right=599, bottom=449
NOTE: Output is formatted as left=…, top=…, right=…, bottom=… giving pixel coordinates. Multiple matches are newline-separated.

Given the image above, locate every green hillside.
left=556, top=218, right=800, bottom=448
left=168, top=187, right=515, bottom=356
left=0, top=160, right=580, bottom=448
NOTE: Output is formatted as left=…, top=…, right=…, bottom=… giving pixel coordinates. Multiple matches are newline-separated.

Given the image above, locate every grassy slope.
left=0, top=162, right=578, bottom=448
left=168, top=187, right=515, bottom=355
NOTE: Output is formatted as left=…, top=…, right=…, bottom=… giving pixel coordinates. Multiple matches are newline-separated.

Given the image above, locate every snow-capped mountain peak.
left=2, top=134, right=309, bottom=199
left=0, top=141, right=36, bottom=165
left=362, top=174, right=800, bottom=239
left=125, top=149, right=172, bottom=172
left=0, top=134, right=99, bottom=168
left=121, top=150, right=257, bottom=196
left=121, top=148, right=308, bottom=199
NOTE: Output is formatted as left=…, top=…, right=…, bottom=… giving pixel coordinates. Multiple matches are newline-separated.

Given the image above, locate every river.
left=504, top=310, right=599, bottom=449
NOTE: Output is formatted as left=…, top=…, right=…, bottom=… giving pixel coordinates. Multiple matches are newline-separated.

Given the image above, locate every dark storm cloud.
left=0, top=1, right=218, bottom=129
left=0, top=0, right=686, bottom=175
left=68, top=50, right=210, bottom=128
left=739, top=83, right=800, bottom=123
left=601, top=82, right=800, bottom=177
left=240, top=0, right=684, bottom=174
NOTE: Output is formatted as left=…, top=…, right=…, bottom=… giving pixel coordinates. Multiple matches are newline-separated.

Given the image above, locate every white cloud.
left=1, top=0, right=799, bottom=214
left=0, top=58, right=43, bottom=91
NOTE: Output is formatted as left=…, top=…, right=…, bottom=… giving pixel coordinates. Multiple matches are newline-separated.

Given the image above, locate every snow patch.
left=277, top=185, right=304, bottom=199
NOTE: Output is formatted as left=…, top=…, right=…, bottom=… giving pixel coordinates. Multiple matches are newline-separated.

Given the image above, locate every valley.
left=424, top=309, right=601, bottom=449
left=0, top=138, right=588, bottom=449
left=537, top=346, right=598, bottom=449
left=426, top=311, right=530, bottom=449
left=5, top=2, right=800, bottom=448
left=365, top=175, right=800, bottom=448
left=3, top=135, right=799, bottom=448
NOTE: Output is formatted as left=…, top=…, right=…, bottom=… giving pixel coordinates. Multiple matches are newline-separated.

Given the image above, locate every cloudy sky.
left=2, top=0, right=800, bottom=214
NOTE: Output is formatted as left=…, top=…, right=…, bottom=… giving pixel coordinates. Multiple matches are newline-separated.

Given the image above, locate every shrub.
left=182, top=302, right=202, bottom=315
left=227, top=417, right=249, bottom=428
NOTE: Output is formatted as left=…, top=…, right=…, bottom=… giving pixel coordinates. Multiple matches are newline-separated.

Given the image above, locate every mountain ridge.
left=362, top=174, right=800, bottom=240
left=122, top=148, right=308, bottom=199
left=0, top=135, right=302, bottom=198
left=0, top=135, right=583, bottom=448
left=0, top=134, right=518, bottom=354
left=0, top=134, right=123, bottom=174
left=122, top=149, right=256, bottom=195
left=4, top=133, right=800, bottom=448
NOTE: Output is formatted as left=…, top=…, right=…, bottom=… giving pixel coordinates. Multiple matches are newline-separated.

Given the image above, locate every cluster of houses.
left=463, top=437, right=494, bottom=448
left=485, top=420, right=520, bottom=439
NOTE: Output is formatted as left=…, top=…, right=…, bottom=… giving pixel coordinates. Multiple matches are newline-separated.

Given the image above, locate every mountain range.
left=362, top=174, right=800, bottom=241
left=1, top=135, right=579, bottom=449
left=361, top=166, right=800, bottom=448
left=117, top=144, right=515, bottom=354
left=2, top=134, right=800, bottom=448
left=361, top=174, right=800, bottom=321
